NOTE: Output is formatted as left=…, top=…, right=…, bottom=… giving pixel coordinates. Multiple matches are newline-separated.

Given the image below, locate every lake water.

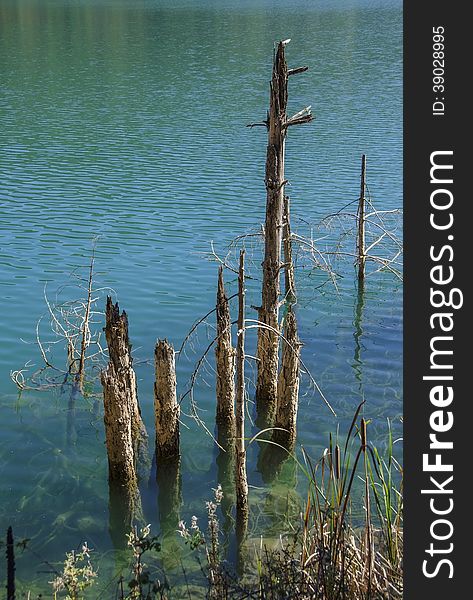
left=0, top=0, right=402, bottom=593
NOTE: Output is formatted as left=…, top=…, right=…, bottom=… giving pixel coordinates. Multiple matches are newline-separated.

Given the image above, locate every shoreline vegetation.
left=4, top=41, right=403, bottom=599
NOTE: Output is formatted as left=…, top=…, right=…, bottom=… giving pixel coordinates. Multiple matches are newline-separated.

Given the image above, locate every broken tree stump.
left=103, top=297, right=148, bottom=472
left=273, top=307, right=302, bottom=450
left=254, top=40, right=312, bottom=425
left=154, top=339, right=180, bottom=462
left=215, top=266, right=236, bottom=433
left=357, top=154, right=367, bottom=283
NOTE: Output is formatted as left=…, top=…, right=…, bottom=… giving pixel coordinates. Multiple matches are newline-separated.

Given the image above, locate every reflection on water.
left=0, top=0, right=402, bottom=590
left=353, top=283, right=366, bottom=395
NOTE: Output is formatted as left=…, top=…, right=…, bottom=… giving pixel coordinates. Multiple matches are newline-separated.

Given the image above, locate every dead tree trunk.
left=357, top=154, right=367, bottom=282
left=254, top=40, right=312, bottom=425
left=103, top=297, right=148, bottom=470
left=102, top=307, right=138, bottom=491
left=273, top=308, right=301, bottom=450
left=235, top=251, right=248, bottom=530
left=283, top=195, right=296, bottom=302
left=215, top=266, right=236, bottom=433
left=154, top=339, right=180, bottom=462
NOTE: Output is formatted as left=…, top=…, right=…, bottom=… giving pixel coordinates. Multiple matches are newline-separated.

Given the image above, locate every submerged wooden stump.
left=154, top=339, right=180, bottom=461
left=102, top=361, right=137, bottom=488
left=273, top=308, right=301, bottom=450
left=103, top=297, right=148, bottom=469
left=102, top=297, right=147, bottom=542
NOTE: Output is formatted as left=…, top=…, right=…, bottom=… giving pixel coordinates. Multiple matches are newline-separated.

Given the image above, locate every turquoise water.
left=0, top=0, right=402, bottom=592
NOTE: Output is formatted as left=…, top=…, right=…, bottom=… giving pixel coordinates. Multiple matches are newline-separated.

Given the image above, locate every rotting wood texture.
left=102, top=299, right=143, bottom=493
left=154, top=339, right=180, bottom=461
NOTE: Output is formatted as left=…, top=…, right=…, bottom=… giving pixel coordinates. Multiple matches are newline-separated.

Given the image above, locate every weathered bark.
left=215, top=266, right=236, bottom=433
left=273, top=308, right=301, bottom=450
left=235, top=251, right=248, bottom=527
left=357, top=154, right=367, bottom=282
left=154, top=339, right=180, bottom=461
left=104, top=297, right=148, bottom=469
left=255, top=41, right=312, bottom=425
left=102, top=297, right=147, bottom=542
left=283, top=195, right=296, bottom=302
left=255, top=41, right=288, bottom=425
left=102, top=360, right=138, bottom=490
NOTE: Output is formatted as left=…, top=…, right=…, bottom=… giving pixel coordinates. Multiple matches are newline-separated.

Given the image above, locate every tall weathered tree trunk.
left=103, top=297, right=148, bottom=471
left=235, top=251, right=248, bottom=539
left=154, top=339, right=180, bottom=462
left=255, top=41, right=288, bottom=426
left=357, top=154, right=367, bottom=283
left=273, top=308, right=301, bottom=450
left=215, top=266, right=236, bottom=433
left=255, top=40, right=312, bottom=425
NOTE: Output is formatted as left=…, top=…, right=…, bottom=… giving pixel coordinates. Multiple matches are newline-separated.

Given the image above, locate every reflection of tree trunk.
left=108, top=479, right=142, bottom=550
left=156, top=455, right=182, bottom=571
left=353, top=284, right=365, bottom=393
left=156, top=456, right=182, bottom=535
left=66, top=382, right=79, bottom=448
left=257, top=442, right=288, bottom=484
